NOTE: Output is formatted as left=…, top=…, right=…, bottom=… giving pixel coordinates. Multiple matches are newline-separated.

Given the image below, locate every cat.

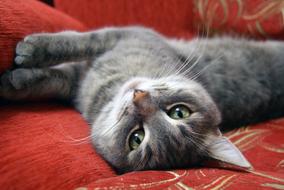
left=1, top=26, right=284, bottom=173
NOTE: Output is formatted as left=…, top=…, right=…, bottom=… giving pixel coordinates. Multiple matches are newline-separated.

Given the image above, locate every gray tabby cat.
left=1, top=27, right=284, bottom=173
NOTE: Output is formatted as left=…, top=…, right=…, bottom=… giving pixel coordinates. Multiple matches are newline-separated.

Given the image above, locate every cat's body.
left=1, top=27, right=284, bottom=173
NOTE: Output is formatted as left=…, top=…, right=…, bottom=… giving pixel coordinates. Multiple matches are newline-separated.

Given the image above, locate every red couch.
left=0, top=0, right=284, bottom=189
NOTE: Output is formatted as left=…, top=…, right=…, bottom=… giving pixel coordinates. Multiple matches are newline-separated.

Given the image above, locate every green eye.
left=167, top=105, right=191, bottom=120
left=129, top=129, right=145, bottom=150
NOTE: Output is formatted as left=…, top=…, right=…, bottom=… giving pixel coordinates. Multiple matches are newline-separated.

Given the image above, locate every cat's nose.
left=133, top=89, right=149, bottom=104
left=133, top=89, right=154, bottom=116
left=133, top=89, right=155, bottom=116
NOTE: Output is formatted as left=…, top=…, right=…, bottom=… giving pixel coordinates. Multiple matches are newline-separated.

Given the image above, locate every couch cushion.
left=193, top=0, right=284, bottom=39
left=54, top=0, right=195, bottom=38
left=0, top=103, right=115, bottom=189
left=0, top=0, right=86, bottom=73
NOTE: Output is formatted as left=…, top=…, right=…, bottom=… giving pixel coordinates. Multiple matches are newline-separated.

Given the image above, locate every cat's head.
left=91, top=75, right=251, bottom=173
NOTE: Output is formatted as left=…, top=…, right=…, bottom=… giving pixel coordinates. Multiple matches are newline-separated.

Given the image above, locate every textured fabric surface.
left=0, top=103, right=115, bottom=190
left=193, top=0, right=284, bottom=39
left=54, top=0, right=195, bottom=38
left=1, top=0, right=284, bottom=189
left=0, top=0, right=86, bottom=74
left=55, top=0, right=284, bottom=39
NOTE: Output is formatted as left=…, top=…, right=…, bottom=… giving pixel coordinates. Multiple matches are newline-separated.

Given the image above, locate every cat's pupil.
left=168, top=105, right=191, bottom=120
left=129, top=129, right=145, bottom=150
left=176, top=108, right=184, bottom=118
left=134, top=134, right=141, bottom=144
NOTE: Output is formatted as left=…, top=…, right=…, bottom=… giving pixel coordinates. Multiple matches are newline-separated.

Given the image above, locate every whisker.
left=153, top=54, right=175, bottom=79
left=135, top=149, right=150, bottom=170
left=154, top=27, right=207, bottom=79
left=176, top=24, right=211, bottom=77
left=103, top=98, right=131, bottom=136
left=63, top=92, right=131, bottom=144
left=190, top=54, right=223, bottom=81
left=157, top=58, right=180, bottom=78
left=178, top=41, right=211, bottom=77
left=184, top=135, right=211, bottom=155
left=173, top=39, right=203, bottom=76
left=62, top=130, right=95, bottom=145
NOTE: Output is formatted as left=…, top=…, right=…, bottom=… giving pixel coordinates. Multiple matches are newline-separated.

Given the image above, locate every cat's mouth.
left=121, top=77, right=151, bottom=96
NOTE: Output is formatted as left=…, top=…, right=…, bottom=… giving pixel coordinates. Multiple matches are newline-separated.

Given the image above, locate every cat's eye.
left=167, top=105, right=191, bottom=120
left=129, top=129, right=145, bottom=150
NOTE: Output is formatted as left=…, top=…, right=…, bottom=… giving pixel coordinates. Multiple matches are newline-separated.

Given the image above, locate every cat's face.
left=91, top=76, right=251, bottom=173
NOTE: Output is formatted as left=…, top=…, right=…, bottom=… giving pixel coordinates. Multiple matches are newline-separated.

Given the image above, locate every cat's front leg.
left=15, top=31, right=95, bottom=67
left=0, top=62, right=85, bottom=101
left=15, top=27, right=148, bottom=68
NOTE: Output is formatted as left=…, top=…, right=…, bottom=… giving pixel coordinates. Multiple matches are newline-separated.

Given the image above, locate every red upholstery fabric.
left=0, top=0, right=86, bottom=73
left=54, top=0, right=195, bottom=38
left=193, top=0, right=284, bottom=39
left=0, top=103, right=115, bottom=189
left=54, top=0, right=284, bottom=39
left=0, top=0, right=284, bottom=189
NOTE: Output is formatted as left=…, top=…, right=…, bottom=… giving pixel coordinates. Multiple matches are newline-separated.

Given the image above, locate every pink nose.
left=132, top=89, right=155, bottom=116
left=133, top=89, right=149, bottom=105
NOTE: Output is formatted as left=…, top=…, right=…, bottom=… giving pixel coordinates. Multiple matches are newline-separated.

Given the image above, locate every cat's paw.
left=1, top=69, right=29, bottom=90
left=15, top=34, right=51, bottom=67
left=0, top=70, right=20, bottom=99
left=0, top=69, right=37, bottom=100
left=0, top=69, right=43, bottom=91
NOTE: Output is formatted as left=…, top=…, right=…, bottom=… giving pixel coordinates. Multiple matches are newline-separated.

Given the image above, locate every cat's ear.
left=207, top=133, right=252, bottom=169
